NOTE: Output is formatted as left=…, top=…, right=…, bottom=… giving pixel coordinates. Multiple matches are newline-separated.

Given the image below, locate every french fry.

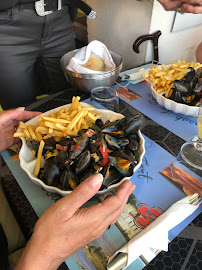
left=145, top=60, right=202, bottom=99
left=35, top=126, right=49, bottom=134
left=23, top=128, right=31, bottom=139
left=19, top=121, right=28, bottom=129
left=35, top=131, right=43, bottom=141
left=34, top=140, right=45, bottom=176
left=14, top=96, right=104, bottom=142
left=55, top=123, right=66, bottom=131
left=13, top=132, right=25, bottom=137
left=67, top=110, right=84, bottom=131
left=28, top=125, right=37, bottom=140
left=41, top=116, right=70, bottom=124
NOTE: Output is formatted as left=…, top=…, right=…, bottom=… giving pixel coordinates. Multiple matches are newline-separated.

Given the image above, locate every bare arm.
left=15, top=174, right=135, bottom=270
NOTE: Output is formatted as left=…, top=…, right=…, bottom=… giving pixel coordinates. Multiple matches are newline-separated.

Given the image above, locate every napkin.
left=108, top=195, right=200, bottom=269
left=66, top=40, right=116, bottom=74
left=119, top=63, right=157, bottom=85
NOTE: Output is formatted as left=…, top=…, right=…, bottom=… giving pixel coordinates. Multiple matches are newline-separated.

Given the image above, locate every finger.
left=95, top=180, right=134, bottom=218
left=15, top=110, right=42, bottom=121
left=158, top=0, right=182, bottom=11
left=93, top=183, right=135, bottom=233
left=103, top=183, right=135, bottom=226
left=57, top=173, right=104, bottom=213
left=181, top=0, right=201, bottom=4
left=0, top=108, right=41, bottom=124
left=181, top=3, right=202, bottom=13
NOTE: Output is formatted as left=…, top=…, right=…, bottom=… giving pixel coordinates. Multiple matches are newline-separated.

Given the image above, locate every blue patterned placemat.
left=113, top=82, right=197, bottom=142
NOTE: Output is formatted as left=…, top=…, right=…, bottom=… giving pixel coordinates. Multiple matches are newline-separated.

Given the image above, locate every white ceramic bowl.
left=144, top=64, right=199, bottom=118
left=18, top=103, right=145, bottom=196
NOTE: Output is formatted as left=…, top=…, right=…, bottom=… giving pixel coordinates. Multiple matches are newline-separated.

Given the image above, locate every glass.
left=180, top=104, right=202, bottom=170
left=90, top=86, right=119, bottom=112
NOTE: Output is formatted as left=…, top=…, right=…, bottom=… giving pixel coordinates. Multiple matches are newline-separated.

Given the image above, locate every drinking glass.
left=180, top=104, right=202, bottom=170
left=90, top=86, right=119, bottom=112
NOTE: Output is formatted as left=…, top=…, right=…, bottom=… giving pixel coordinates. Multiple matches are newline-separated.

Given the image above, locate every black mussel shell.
left=80, top=167, right=97, bottom=182
left=100, top=167, right=123, bottom=190
left=127, top=138, right=139, bottom=153
left=89, top=141, right=100, bottom=153
left=58, top=137, right=72, bottom=147
left=27, top=139, right=54, bottom=153
left=101, top=118, right=126, bottom=133
left=54, top=151, right=68, bottom=166
left=74, top=150, right=91, bottom=175
left=170, top=89, right=183, bottom=103
left=195, top=79, right=202, bottom=92
left=105, top=134, right=121, bottom=151
left=60, top=169, right=79, bottom=190
left=69, top=137, right=89, bottom=159
left=109, top=155, right=134, bottom=177
left=95, top=119, right=104, bottom=129
left=27, top=139, right=40, bottom=151
left=77, top=129, right=88, bottom=136
left=184, top=67, right=195, bottom=82
left=122, top=114, right=143, bottom=134
left=173, top=80, right=188, bottom=93
left=44, top=157, right=60, bottom=186
left=117, top=138, right=129, bottom=148
left=182, top=94, right=195, bottom=104
left=44, top=137, right=56, bottom=148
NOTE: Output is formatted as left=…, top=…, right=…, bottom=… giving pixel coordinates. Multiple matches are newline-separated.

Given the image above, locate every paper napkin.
left=108, top=195, right=200, bottom=269
left=66, top=40, right=116, bottom=74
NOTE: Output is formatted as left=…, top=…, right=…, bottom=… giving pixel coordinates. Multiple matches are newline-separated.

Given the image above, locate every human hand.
left=15, top=174, right=135, bottom=270
left=0, top=107, right=41, bottom=152
left=180, top=0, right=202, bottom=14
left=157, top=0, right=202, bottom=13
left=157, top=0, right=182, bottom=11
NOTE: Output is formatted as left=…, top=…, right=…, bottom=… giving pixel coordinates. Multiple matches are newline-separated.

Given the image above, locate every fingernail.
left=16, top=107, right=25, bottom=112
left=88, top=173, right=103, bottom=189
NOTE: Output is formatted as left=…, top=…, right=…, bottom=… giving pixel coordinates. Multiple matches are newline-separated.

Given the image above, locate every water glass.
left=90, top=86, right=119, bottom=112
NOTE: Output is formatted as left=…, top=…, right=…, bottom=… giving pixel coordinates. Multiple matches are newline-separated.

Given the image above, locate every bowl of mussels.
left=144, top=63, right=202, bottom=117
left=18, top=102, right=145, bottom=196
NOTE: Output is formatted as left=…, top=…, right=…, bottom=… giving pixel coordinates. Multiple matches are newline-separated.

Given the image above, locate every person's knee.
left=196, top=42, right=202, bottom=64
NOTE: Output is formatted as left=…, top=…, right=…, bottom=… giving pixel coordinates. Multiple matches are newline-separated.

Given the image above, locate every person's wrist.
left=15, top=233, right=63, bottom=270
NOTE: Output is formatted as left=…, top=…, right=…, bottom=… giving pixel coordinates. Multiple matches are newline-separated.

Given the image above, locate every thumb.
left=0, top=107, right=25, bottom=123
left=60, top=173, right=103, bottom=212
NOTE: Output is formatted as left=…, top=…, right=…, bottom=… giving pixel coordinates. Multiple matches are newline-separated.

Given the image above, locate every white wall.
left=146, top=1, right=202, bottom=64
left=87, top=0, right=202, bottom=71
left=87, top=0, right=153, bottom=70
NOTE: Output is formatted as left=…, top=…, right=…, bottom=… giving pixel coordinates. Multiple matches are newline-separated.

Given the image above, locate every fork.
left=189, top=193, right=201, bottom=206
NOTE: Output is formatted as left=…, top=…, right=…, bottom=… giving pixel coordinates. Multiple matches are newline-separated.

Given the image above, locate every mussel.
left=74, top=150, right=91, bottom=175
left=43, top=157, right=60, bottom=187
left=60, top=169, right=79, bottom=190
left=32, top=114, right=143, bottom=192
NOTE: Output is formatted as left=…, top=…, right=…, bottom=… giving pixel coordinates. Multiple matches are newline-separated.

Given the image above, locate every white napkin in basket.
left=108, top=195, right=200, bottom=269
left=66, top=40, right=116, bottom=74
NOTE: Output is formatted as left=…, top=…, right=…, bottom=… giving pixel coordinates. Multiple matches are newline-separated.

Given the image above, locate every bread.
left=82, top=55, right=104, bottom=71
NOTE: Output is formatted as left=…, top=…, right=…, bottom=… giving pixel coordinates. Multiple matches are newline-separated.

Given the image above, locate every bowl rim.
left=61, top=49, right=123, bottom=78
left=144, top=64, right=200, bottom=117
left=18, top=103, right=145, bottom=196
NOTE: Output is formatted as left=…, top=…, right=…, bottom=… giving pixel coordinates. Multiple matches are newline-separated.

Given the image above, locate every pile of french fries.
left=14, top=96, right=104, bottom=176
left=14, top=96, right=104, bottom=141
left=144, top=60, right=202, bottom=99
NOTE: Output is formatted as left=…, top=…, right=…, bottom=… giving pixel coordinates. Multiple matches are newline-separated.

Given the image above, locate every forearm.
left=15, top=235, right=62, bottom=270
